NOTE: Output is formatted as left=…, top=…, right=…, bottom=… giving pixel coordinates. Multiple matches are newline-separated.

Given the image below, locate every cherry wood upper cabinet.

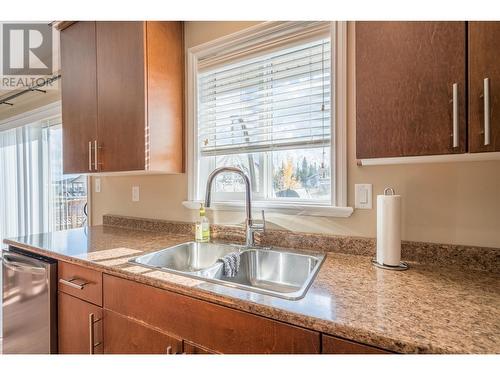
left=356, top=22, right=467, bottom=158
left=469, top=22, right=500, bottom=152
left=96, top=22, right=146, bottom=172
left=60, top=22, right=98, bottom=174
left=60, top=21, right=184, bottom=174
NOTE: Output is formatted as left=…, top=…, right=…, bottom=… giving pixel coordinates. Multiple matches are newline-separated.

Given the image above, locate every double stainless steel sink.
left=129, top=242, right=325, bottom=300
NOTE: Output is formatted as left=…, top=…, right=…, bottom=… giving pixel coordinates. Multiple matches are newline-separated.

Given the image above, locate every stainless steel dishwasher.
left=2, top=247, right=57, bottom=354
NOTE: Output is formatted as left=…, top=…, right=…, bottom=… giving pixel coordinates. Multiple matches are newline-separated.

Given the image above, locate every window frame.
left=184, top=21, right=352, bottom=218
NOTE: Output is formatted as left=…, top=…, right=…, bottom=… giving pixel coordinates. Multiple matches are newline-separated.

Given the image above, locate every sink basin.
left=130, top=242, right=239, bottom=273
left=210, top=248, right=323, bottom=298
left=129, top=242, right=325, bottom=300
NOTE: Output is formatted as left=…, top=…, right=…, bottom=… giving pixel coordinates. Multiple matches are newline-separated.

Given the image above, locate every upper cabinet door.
left=469, top=22, right=500, bottom=153
left=96, top=22, right=147, bottom=172
left=61, top=22, right=98, bottom=174
left=356, top=22, right=467, bottom=159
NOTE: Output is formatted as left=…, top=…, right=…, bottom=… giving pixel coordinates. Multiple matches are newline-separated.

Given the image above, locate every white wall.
left=90, top=22, right=500, bottom=248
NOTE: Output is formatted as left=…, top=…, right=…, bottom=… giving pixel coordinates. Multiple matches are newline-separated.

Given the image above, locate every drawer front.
left=103, top=274, right=320, bottom=354
left=58, top=261, right=102, bottom=306
left=322, top=334, right=390, bottom=354
left=103, top=310, right=183, bottom=354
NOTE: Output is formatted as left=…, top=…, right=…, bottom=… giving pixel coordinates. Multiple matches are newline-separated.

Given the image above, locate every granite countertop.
left=4, top=224, right=500, bottom=354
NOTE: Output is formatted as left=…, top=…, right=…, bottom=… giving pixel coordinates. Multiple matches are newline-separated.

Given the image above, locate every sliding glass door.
left=47, top=123, right=88, bottom=231
left=0, top=115, right=87, bottom=243
left=0, top=105, right=87, bottom=336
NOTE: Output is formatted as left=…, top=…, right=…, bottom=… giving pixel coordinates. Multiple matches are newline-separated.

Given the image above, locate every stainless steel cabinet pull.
left=94, top=140, right=98, bottom=171
left=484, top=78, right=491, bottom=146
left=88, top=313, right=102, bottom=354
left=452, top=83, right=459, bottom=148
left=58, top=278, right=88, bottom=290
left=88, top=141, right=92, bottom=171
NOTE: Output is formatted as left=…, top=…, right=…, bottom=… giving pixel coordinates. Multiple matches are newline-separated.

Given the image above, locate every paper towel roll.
left=376, top=188, right=401, bottom=266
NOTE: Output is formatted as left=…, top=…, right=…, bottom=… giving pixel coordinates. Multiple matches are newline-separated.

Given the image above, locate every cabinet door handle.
left=452, top=83, right=459, bottom=148
left=94, top=140, right=98, bottom=171
left=59, top=278, right=89, bottom=290
left=88, top=141, right=92, bottom=171
left=484, top=78, right=491, bottom=146
left=88, top=313, right=102, bottom=354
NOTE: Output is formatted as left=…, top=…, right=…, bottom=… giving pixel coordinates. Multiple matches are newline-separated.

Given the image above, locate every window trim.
left=184, top=21, right=352, bottom=218
left=0, top=101, right=61, bottom=132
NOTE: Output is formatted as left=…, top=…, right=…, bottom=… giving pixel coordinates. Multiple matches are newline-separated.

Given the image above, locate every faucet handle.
left=249, top=210, right=266, bottom=231
left=255, top=210, right=265, bottom=232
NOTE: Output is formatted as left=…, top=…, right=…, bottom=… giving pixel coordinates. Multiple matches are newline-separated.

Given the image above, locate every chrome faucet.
left=205, top=167, right=265, bottom=247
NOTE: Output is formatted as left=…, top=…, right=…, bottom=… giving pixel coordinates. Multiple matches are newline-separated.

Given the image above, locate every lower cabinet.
left=57, top=262, right=392, bottom=354
left=322, top=334, right=390, bottom=354
left=103, top=310, right=182, bottom=354
left=58, top=292, right=103, bottom=354
left=103, top=274, right=321, bottom=354
left=183, top=341, right=218, bottom=354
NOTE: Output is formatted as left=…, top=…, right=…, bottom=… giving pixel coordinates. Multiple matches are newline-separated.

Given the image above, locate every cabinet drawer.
left=103, top=310, right=183, bottom=354
left=58, top=262, right=102, bottom=306
left=322, top=334, right=390, bottom=354
left=103, top=274, right=320, bottom=354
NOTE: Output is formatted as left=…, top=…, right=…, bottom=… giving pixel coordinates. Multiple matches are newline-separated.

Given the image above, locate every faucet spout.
left=205, top=167, right=252, bottom=224
left=205, top=167, right=264, bottom=246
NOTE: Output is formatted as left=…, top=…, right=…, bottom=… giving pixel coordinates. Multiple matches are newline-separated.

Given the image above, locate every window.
left=187, top=22, right=351, bottom=217
left=0, top=103, right=88, bottom=248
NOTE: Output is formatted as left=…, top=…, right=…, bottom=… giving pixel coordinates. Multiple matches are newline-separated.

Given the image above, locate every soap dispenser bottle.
left=195, top=203, right=210, bottom=243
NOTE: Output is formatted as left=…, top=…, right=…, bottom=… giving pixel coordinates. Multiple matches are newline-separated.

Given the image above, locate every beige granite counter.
left=4, top=224, right=500, bottom=354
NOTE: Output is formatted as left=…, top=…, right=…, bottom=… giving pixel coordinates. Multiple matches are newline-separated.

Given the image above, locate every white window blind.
left=197, top=36, right=331, bottom=157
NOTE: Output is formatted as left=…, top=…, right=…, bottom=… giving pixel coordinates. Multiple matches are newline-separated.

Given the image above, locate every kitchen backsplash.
left=103, top=214, right=500, bottom=273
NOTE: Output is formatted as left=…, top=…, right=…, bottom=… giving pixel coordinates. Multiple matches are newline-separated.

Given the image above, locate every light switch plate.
left=132, top=186, right=140, bottom=202
left=94, top=178, right=101, bottom=193
left=355, top=184, right=372, bottom=209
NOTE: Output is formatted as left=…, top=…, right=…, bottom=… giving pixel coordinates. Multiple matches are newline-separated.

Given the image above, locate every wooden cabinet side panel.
left=468, top=22, right=500, bottom=152
left=103, top=274, right=320, bottom=354
left=356, top=22, right=467, bottom=158
left=146, top=21, right=185, bottom=172
left=58, top=292, right=103, bottom=354
left=60, top=21, right=98, bottom=174
left=103, top=310, right=182, bottom=354
left=96, top=21, right=146, bottom=172
left=322, top=334, right=390, bottom=354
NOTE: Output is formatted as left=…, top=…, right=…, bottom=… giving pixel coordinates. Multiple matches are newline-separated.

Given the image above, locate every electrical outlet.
left=355, top=184, right=372, bottom=209
left=94, top=178, right=101, bottom=193
left=132, top=186, right=140, bottom=202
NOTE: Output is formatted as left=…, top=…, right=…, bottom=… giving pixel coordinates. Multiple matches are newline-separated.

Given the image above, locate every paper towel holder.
left=371, top=259, right=409, bottom=271
left=383, top=187, right=395, bottom=195
left=372, top=187, right=409, bottom=271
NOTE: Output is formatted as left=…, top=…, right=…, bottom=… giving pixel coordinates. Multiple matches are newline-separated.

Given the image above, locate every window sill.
left=182, top=200, right=353, bottom=218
